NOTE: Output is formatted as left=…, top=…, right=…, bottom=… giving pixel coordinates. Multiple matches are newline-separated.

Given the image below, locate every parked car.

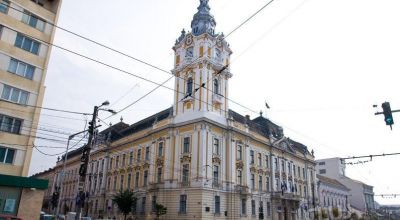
left=0, top=214, right=24, bottom=220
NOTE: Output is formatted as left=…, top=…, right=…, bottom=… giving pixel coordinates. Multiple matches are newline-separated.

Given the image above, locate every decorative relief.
left=143, top=162, right=150, bottom=170
left=180, top=154, right=191, bottom=163
left=258, top=169, right=264, bottom=175
left=250, top=166, right=257, bottom=173
left=236, top=160, right=244, bottom=170
left=156, top=158, right=164, bottom=167
left=212, top=156, right=221, bottom=164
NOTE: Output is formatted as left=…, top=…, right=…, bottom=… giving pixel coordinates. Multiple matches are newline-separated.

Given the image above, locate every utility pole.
left=55, top=128, right=91, bottom=217
left=76, top=101, right=115, bottom=219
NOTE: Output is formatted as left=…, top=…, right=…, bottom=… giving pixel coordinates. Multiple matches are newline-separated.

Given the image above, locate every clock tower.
left=172, top=0, right=232, bottom=125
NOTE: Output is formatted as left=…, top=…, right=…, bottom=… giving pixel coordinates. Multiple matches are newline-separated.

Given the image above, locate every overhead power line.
left=1, top=1, right=273, bottom=119
left=341, top=152, right=400, bottom=160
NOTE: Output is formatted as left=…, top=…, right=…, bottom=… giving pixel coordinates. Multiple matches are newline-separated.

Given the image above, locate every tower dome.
left=191, top=0, right=216, bottom=36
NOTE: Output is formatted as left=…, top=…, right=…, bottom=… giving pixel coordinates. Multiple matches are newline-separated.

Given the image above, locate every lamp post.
left=55, top=128, right=91, bottom=217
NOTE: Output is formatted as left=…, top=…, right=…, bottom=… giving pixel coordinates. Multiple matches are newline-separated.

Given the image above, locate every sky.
left=29, top=0, right=400, bottom=205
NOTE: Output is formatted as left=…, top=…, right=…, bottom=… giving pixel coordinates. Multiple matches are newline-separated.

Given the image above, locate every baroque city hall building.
left=35, top=1, right=317, bottom=219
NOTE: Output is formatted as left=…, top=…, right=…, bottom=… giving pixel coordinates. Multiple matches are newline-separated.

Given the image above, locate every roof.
left=0, top=174, right=48, bottom=189
left=115, top=107, right=173, bottom=141
left=317, top=174, right=350, bottom=191
left=228, top=110, right=284, bottom=139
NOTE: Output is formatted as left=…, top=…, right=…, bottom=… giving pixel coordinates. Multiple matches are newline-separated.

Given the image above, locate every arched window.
left=186, top=77, right=193, bottom=95
left=213, top=79, right=219, bottom=94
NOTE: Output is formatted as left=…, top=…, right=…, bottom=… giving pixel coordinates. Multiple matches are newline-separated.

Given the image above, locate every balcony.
left=235, top=185, right=249, bottom=194
left=212, top=93, right=224, bottom=104
left=271, top=191, right=302, bottom=202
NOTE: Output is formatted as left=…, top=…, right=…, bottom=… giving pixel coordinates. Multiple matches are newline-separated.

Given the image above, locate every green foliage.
left=155, top=203, right=167, bottom=219
left=322, top=209, right=328, bottom=218
left=350, top=212, right=359, bottom=220
left=332, top=207, right=339, bottom=218
left=113, top=189, right=136, bottom=220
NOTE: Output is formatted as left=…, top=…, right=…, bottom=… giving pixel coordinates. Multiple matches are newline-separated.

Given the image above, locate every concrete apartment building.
left=35, top=1, right=318, bottom=219
left=0, top=0, right=61, bottom=218
left=316, top=158, right=376, bottom=215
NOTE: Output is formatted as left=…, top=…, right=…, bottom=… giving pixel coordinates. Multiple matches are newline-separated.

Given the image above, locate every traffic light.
left=382, top=102, right=394, bottom=127
left=51, top=191, right=59, bottom=208
left=88, top=121, right=94, bottom=135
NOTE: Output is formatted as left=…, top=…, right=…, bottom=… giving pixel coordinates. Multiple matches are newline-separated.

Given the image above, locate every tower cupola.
left=191, top=0, right=216, bottom=36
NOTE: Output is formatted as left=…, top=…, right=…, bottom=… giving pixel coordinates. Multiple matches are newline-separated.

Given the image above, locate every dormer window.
left=185, top=47, right=194, bottom=58
left=186, top=77, right=193, bottom=95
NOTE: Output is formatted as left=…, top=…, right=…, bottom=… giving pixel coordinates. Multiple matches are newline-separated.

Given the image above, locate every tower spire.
left=191, top=0, right=216, bottom=36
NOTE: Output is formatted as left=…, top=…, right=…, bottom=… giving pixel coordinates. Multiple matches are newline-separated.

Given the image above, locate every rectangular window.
left=113, top=176, right=117, bottom=190
left=298, top=166, right=301, bottom=178
left=213, top=138, right=220, bottom=155
left=251, top=200, right=256, bottom=216
left=21, top=10, right=45, bottom=31
left=275, top=178, right=279, bottom=191
left=318, top=161, right=325, bottom=166
left=183, top=137, right=190, bottom=153
left=182, top=164, right=189, bottom=185
left=241, top=199, right=246, bottom=215
left=15, top=33, right=40, bottom=55
left=137, top=149, right=141, bottom=163
left=0, top=114, right=22, bottom=134
left=116, top=156, right=119, bottom=168
left=258, top=153, right=262, bottom=166
left=293, top=164, right=296, bottom=176
left=120, top=175, right=124, bottom=191
left=143, top=170, right=148, bottom=186
left=281, top=160, right=285, bottom=173
left=141, top=197, right=146, bottom=214
left=127, top=173, right=131, bottom=189
left=109, top=158, right=113, bottom=169
left=237, top=145, right=242, bottom=160
left=274, top=157, right=278, bottom=170
left=213, top=165, right=219, bottom=186
left=1, top=85, right=29, bottom=105
left=258, top=175, right=263, bottom=191
left=129, top=151, right=133, bottom=165
left=158, top=142, right=163, bottom=157
left=145, top=146, right=150, bottom=161
left=122, top=154, right=126, bottom=167
left=302, top=168, right=305, bottom=179
left=107, top=177, right=111, bottom=190
left=0, top=0, right=9, bottom=14
left=251, top=174, right=255, bottom=190
left=266, top=176, right=270, bottom=192
left=265, top=155, right=269, bottom=168
left=250, top=150, right=254, bottom=164
left=259, top=201, right=264, bottom=216
left=157, top=167, right=162, bottom=183
left=152, top=196, right=157, bottom=212
left=319, top=169, right=326, bottom=174
left=267, top=202, right=271, bottom=217
left=135, top=172, right=139, bottom=189
left=8, top=58, right=35, bottom=80
left=179, top=195, right=187, bottom=213
left=0, top=146, right=15, bottom=164
left=215, top=196, right=220, bottom=214
left=237, top=170, right=242, bottom=185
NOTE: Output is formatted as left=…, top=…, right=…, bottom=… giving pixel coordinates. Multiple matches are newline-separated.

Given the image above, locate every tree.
left=112, top=190, right=136, bottom=220
left=155, top=203, right=167, bottom=220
